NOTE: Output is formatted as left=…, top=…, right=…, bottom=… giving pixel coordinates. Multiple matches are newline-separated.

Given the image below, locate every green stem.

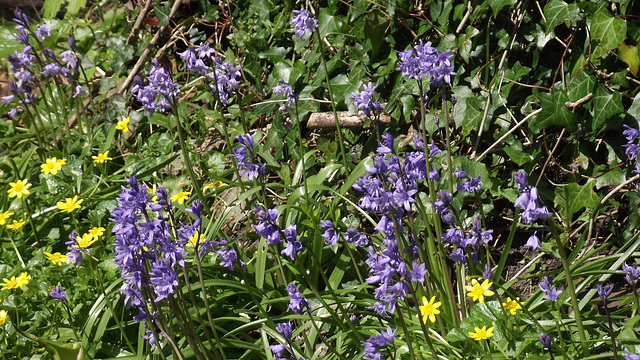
left=314, top=30, right=350, bottom=174
left=171, top=103, right=205, bottom=208
left=396, top=309, right=417, bottom=360
left=548, top=219, right=588, bottom=355
left=604, top=305, right=619, bottom=360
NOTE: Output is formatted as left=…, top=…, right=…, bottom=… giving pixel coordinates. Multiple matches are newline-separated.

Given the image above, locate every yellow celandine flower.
left=7, top=179, right=32, bottom=198
left=6, top=219, right=26, bottom=231
left=466, top=279, right=495, bottom=303
left=469, top=326, right=494, bottom=341
left=0, top=309, right=7, bottom=326
left=92, top=151, right=113, bottom=166
left=40, top=157, right=66, bottom=175
left=57, top=195, right=83, bottom=213
left=44, top=251, right=68, bottom=266
left=0, top=211, right=15, bottom=225
left=76, top=233, right=99, bottom=249
left=86, top=226, right=106, bottom=240
left=171, top=191, right=191, bottom=205
left=419, top=295, right=442, bottom=323
left=1, top=272, right=30, bottom=290
left=187, top=231, right=205, bottom=247
left=116, top=116, right=130, bottom=132
left=203, top=180, right=228, bottom=192
left=502, top=297, right=522, bottom=315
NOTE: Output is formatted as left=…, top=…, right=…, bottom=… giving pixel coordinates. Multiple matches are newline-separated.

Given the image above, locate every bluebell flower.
left=483, top=264, right=493, bottom=279
left=320, top=220, right=339, bottom=246
left=253, top=207, right=282, bottom=246
left=344, top=228, right=368, bottom=247
left=351, top=82, right=385, bottom=118
left=523, top=231, right=542, bottom=251
left=286, top=282, right=309, bottom=314
left=276, top=321, right=293, bottom=340
left=396, top=40, right=456, bottom=87
left=460, top=175, right=483, bottom=193
left=362, top=326, right=395, bottom=360
left=408, top=261, right=427, bottom=283
left=539, top=275, right=562, bottom=302
left=514, top=171, right=552, bottom=225
left=453, top=167, right=468, bottom=179
left=623, top=262, right=640, bottom=286
left=291, top=9, right=318, bottom=40
left=273, top=79, right=296, bottom=111
left=623, top=348, right=640, bottom=360
left=539, top=333, right=552, bottom=348
left=597, top=283, right=614, bottom=305
left=131, top=59, right=180, bottom=115
left=232, top=133, right=266, bottom=180
left=49, top=285, right=67, bottom=301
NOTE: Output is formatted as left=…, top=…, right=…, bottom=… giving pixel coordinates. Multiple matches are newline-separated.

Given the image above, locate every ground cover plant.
left=1, top=0, right=640, bottom=359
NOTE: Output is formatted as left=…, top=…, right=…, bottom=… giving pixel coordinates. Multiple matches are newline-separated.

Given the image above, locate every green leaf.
left=67, top=0, right=87, bottom=16
left=364, top=9, right=390, bottom=58
left=503, top=142, right=536, bottom=166
left=543, top=0, right=580, bottom=33
left=487, top=0, right=516, bottom=18
left=567, top=71, right=595, bottom=103
left=627, top=94, right=640, bottom=128
left=155, top=4, right=171, bottom=27
left=590, top=9, right=627, bottom=57
left=43, top=0, right=64, bottom=18
left=618, top=42, right=640, bottom=76
left=534, top=90, right=578, bottom=131
left=553, top=179, right=600, bottom=218
left=592, top=85, right=623, bottom=132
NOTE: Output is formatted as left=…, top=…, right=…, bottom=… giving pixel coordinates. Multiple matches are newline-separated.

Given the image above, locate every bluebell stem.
left=291, top=9, right=318, bottom=40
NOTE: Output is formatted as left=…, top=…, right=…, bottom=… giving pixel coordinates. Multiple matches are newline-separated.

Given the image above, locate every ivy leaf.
left=567, top=71, right=595, bottom=103
left=591, top=9, right=627, bottom=57
left=534, top=90, right=578, bottom=131
left=618, top=42, right=640, bottom=76
left=486, top=0, right=516, bottom=18
left=67, top=0, right=87, bottom=16
left=592, top=86, right=623, bottom=132
left=543, top=0, right=580, bottom=33
left=627, top=94, right=640, bottom=128
left=43, top=0, right=64, bottom=18
left=554, top=179, right=600, bottom=218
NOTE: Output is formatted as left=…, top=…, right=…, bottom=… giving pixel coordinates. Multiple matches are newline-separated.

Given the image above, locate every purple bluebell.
left=453, top=168, right=468, bottom=179
left=408, top=261, right=427, bottom=283
left=209, top=57, right=241, bottom=106
left=623, top=125, right=640, bottom=161
left=523, top=231, right=542, bottom=251
left=253, top=207, right=282, bottom=245
left=623, top=349, right=640, bottom=360
left=362, top=326, right=396, bottom=360
left=344, top=228, right=368, bottom=247
left=351, top=82, right=385, bottom=118
left=597, top=283, right=614, bottom=305
left=232, top=133, right=267, bottom=180
left=513, top=171, right=552, bottom=225
left=291, top=9, right=318, bottom=40
left=539, top=333, right=552, bottom=348
left=460, top=175, right=483, bottom=193
left=396, top=40, right=456, bottom=87
left=623, top=263, right=640, bottom=286
left=539, top=275, right=562, bottom=302
left=273, top=79, right=296, bottom=111
left=131, top=59, right=180, bottom=115
left=276, top=321, right=293, bottom=340
left=483, top=264, right=493, bottom=279
left=49, top=285, right=67, bottom=300
left=321, top=220, right=339, bottom=246
left=286, top=282, right=309, bottom=314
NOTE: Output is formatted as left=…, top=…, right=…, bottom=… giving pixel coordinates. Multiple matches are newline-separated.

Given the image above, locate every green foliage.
left=2, top=0, right=640, bottom=359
